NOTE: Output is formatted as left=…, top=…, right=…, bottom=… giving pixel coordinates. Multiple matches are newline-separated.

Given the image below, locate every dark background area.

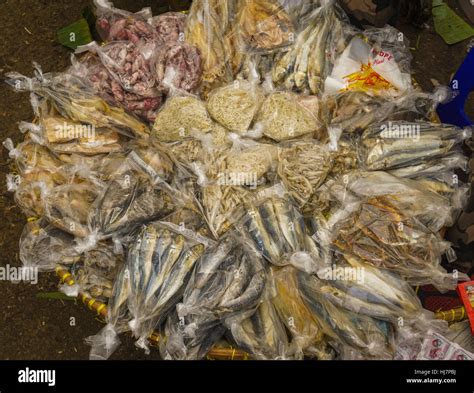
left=0, top=0, right=472, bottom=360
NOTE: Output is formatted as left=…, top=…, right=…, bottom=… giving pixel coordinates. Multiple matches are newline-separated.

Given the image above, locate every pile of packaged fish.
left=4, top=0, right=473, bottom=360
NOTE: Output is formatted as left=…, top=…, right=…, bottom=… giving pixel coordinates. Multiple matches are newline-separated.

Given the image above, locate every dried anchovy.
left=256, top=92, right=321, bottom=141
left=206, top=81, right=264, bottom=133
left=152, top=95, right=214, bottom=142
left=278, top=142, right=333, bottom=209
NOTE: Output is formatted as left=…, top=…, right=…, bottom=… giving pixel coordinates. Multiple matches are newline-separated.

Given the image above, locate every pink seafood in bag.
left=94, top=0, right=156, bottom=44
left=73, top=53, right=162, bottom=122
left=153, top=42, right=202, bottom=93
left=151, top=12, right=187, bottom=44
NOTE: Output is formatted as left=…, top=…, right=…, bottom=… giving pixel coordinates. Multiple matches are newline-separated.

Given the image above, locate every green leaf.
left=57, top=18, right=93, bottom=50
left=432, top=1, right=474, bottom=45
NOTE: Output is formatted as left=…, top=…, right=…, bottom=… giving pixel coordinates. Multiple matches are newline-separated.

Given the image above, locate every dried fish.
left=256, top=92, right=322, bottom=141
left=206, top=80, right=264, bottom=134
left=235, top=0, right=294, bottom=54
left=152, top=95, right=214, bottom=142
left=278, top=141, right=333, bottom=210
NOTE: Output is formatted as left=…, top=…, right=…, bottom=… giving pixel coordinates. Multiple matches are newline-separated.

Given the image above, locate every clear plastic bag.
left=272, top=1, right=348, bottom=94
left=206, top=79, right=264, bottom=134
left=298, top=270, right=396, bottom=359
left=76, top=41, right=158, bottom=98
left=200, top=136, right=278, bottom=237
left=185, top=0, right=234, bottom=96
left=228, top=282, right=290, bottom=360
left=255, top=91, right=323, bottom=141
left=325, top=25, right=412, bottom=97
left=87, top=264, right=131, bottom=360
left=72, top=264, right=115, bottom=301
left=234, top=184, right=324, bottom=273
left=45, top=182, right=99, bottom=239
left=19, top=219, right=80, bottom=272
left=151, top=12, right=187, bottom=44
left=161, top=235, right=266, bottom=360
left=5, top=64, right=150, bottom=139
left=359, top=121, right=472, bottom=171
left=271, top=266, right=326, bottom=358
left=28, top=115, right=126, bottom=156
left=234, top=0, right=295, bottom=55
left=3, top=138, right=63, bottom=176
left=70, top=53, right=162, bottom=122
left=151, top=42, right=202, bottom=94
left=151, top=93, right=214, bottom=143
left=277, top=140, right=333, bottom=212
left=94, top=0, right=155, bottom=44
left=125, top=221, right=210, bottom=353
left=88, top=150, right=176, bottom=240
left=318, top=171, right=469, bottom=291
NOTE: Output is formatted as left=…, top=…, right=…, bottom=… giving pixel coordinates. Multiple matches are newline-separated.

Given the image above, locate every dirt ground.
left=0, top=0, right=472, bottom=360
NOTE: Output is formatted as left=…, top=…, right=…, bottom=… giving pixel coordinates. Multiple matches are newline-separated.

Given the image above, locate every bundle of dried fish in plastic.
left=360, top=121, right=472, bottom=172
left=281, top=0, right=321, bottom=20
left=359, top=120, right=471, bottom=208
left=298, top=270, right=396, bottom=359
left=317, top=171, right=469, bottom=290
left=206, top=80, right=264, bottom=134
left=126, top=222, right=209, bottom=352
left=272, top=2, right=347, bottom=94
left=6, top=65, right=150, bottom=139
left=277, top=140, right=333, bottom=212
left=201, top=137, right=278, bottom=237
left=234, top=185, right=324, bottom=273
left=229, top=290, right=290, bottom=360
left=310, top=254, right=424, bottom=322
left=185, top=0, right=233, bottom=95
left=322, top=91, right=391, bottom=135
left=88, top=148, right=176, bottom=241
left=45, top=182, right=99, bottom=239
left=152, top=94, right=215, bottom=142
left=255, top=91, right=323, bottom=141
left=72, top=264, right=115, bottom=300
left=20, top=115, right=126, bottom=156
left=160, top=237, right=266, bottom=360
left=235, top=0, right=295, bottom=54
left=4, top=137, right=69, bottom=217
left=271, top=266, right=331, bottom=359
left=19, top=219, right=80, bottom=272
left=87, top=264, right=131, bottom=360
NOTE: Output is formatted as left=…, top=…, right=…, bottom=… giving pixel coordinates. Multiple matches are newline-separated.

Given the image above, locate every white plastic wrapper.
left=325, top=30, right=412, bottom=97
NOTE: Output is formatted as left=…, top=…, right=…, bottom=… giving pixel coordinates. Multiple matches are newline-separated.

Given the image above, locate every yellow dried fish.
left=236, top=0, right=294, bottom=53
left=272, top=266, right=325, bottom=357
left=185, top=0, right=233, bottom=95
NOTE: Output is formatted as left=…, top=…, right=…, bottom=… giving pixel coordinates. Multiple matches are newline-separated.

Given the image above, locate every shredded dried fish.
left=206, top=81, right=264, bottom=134
left=152, top=95, right=214, bottom=142
left=278, top=141, right=333, bottom=209
left=256, top=92, right=322, bottom=141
